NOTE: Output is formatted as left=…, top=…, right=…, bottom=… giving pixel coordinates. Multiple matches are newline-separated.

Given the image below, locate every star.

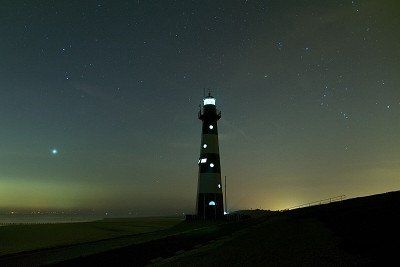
left=51, top=149, right=59, bottom=155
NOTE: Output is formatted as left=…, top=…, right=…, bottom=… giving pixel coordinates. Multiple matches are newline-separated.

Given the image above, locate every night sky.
left=1, top=0, right=399, bottom=216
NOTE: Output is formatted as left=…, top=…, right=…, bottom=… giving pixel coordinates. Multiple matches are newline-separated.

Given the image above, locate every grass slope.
left=2, top=191, right=400, bottom=266
left=159, top=191, right=400, bottom=266
left=0, top=217, right=180, bottom=256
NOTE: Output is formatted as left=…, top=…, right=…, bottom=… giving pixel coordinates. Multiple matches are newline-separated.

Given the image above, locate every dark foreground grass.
left=156, top=215, right=358, bottom=266
left=0, top=217, right=223, bottom=266
left=2, top=191, right=400, bottom=266
left=0, top=217, right=180, bottom=256
left=53, top=218, right=260, bottom=266
left=158, top=191, right=400, bottom=266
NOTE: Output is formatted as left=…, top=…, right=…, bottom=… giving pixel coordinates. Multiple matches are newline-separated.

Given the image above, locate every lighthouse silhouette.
left=196, top=91, right=224, bottom=219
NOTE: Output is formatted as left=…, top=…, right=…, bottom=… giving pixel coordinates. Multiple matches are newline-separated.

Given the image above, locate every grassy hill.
left=0, top=217, right=186, bottom=266
left=1, top=191, right=400, bottom=266
left=0, top=217, right=180, bottom=256
left=161, top=191, right=400, bottom=266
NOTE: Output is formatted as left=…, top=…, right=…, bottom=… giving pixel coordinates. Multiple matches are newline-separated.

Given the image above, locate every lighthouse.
left=196, top=92, right=224, bottom=219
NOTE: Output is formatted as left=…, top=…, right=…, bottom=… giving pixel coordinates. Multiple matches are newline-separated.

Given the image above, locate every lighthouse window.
left=203, top=144, right=207, bottom=148
left=210, top=163, right=215, bottom=168
left=203, top=98, right=216, bottom=106
left=200, top=158, right=207, bottom=163
left=208, top=201, right=216, bottom=206
left=209, top=125, right=214, bottom=129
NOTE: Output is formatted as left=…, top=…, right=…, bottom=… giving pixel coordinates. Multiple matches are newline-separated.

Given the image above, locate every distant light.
left=200, top=158, right=207, bottom=163
left=218, top=184, right=221, bottom=189
left=203, top=144, right=207, bottom=148
left=209, top=201, right=216, bottom=206
left=210, top=163, right=214, bottom=168
left=51, top=149, right=58, bottom=155
left=203, top=98, right=216, bottom=106
left=209, top=125, right=214, bottom=129
left=224, top=211, right=229, bottom=215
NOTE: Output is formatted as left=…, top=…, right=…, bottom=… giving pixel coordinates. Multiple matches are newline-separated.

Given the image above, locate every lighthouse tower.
left=196, top=92, right=224, bottom=219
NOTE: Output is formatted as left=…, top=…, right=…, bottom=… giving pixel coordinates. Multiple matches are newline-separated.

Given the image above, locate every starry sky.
left=0, top=0, right=399, bottom=216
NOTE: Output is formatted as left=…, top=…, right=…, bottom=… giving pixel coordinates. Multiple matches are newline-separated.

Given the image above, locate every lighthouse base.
left=196, top=193, right=224, bottom=220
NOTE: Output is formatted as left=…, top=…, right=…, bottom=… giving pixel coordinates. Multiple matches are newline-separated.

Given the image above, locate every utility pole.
left=225, top=175, right=227, bottom=214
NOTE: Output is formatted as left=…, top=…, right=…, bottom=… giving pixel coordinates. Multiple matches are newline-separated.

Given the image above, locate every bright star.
left=51, top=149, right=58, bottom=155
